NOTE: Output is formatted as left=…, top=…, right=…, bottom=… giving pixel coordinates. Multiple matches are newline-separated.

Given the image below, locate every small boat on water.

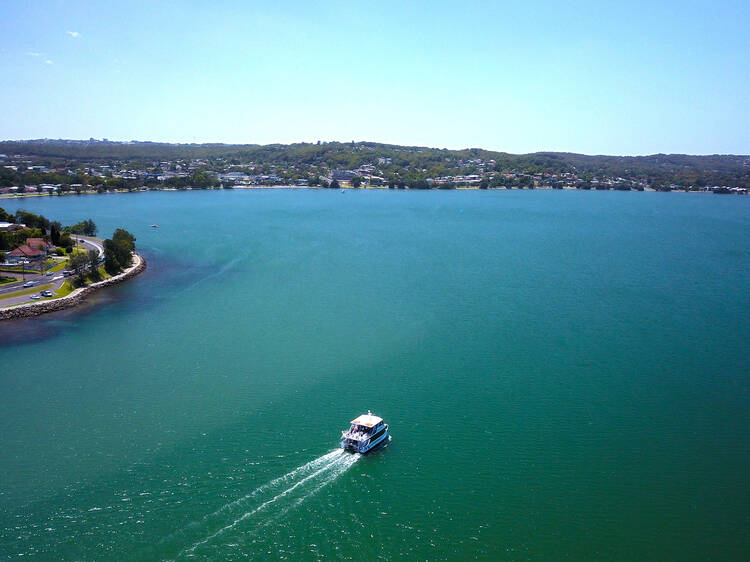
left=150, top=224, right=160, bottom=228
left=341, top=411, right=389, bottom=453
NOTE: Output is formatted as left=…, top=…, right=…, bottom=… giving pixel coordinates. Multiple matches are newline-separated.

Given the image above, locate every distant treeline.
left=1, top=140, right=749, bottom=188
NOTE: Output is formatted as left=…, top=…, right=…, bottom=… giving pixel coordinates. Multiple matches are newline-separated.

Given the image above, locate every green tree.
left=330, top=179, right=340, bottom=189
left=67, top=219, right=97, bottom=236
left=113, top=228, right=136, bottom=250
left=50, top=222, right=61, bottom=245
left=103, top=228, right=136, bottom=274
left=103, top=243, right=121, bottom=275
left=68, top=252, right=89, bottom=286
left=82, top=219, right=97, bottom=236
left=351, top=175, right=362, bottom=188
left=190, top=171, right=214, bottom=189
left=87, top=249, right=101, bottom=281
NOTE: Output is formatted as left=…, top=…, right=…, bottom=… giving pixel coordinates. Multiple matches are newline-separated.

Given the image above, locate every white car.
left=30, top=294, right=41, bottom=300
left=23, top=281, right=35, bottom=288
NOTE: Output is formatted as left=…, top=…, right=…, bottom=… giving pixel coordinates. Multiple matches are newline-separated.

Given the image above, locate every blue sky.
left=1, top=0, right=748, bottom=155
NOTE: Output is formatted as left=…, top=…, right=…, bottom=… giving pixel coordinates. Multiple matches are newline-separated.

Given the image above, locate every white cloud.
left=66, top=30, right=81, bottom=38
left=26, top=52, right=42, bottom=57
left=45, top=60, right=53, bottom=65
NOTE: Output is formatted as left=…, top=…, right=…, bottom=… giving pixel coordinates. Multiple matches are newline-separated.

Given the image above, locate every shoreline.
left=0, top=253, right=146, bottom=321
left=1, top=186, right=731, bottom=199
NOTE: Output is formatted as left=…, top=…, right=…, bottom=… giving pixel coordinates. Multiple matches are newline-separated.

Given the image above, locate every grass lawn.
left=0, top=283, right=54, bottom=301
left=46, top=260, right=67, bottom=273
left=96, top=266, right=112, bottom=280
left=54, top=281, right=76, bottom=298
left=0, top=276, right=17, bottom=287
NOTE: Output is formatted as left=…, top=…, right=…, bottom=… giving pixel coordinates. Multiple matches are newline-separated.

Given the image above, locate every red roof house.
left=24, top=238, right=54, bottom=252
left=8, top=245, right=44, bottom=261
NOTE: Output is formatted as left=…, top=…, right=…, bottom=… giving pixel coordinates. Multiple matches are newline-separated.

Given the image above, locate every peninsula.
left=0, top=207, right=145, bottom=319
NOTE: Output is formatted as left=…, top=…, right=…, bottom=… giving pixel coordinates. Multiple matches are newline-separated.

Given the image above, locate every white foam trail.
left=161, top=450, right=345, bottom=547
left=181, top=255, right=244, bottom=294
left=209, top=449, right=343, bottom=519
left=178, top=450, right=357, bottom=557
left=275, top=453, right=360, bottom=520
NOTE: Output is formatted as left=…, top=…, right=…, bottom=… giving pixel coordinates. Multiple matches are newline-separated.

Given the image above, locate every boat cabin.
left=349, top=413, right=384, bottom=434
left=341, top=411, right=390, bottom=453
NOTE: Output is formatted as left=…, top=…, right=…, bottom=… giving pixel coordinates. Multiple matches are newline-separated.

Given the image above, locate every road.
left=0, top=237, right=105, bottom=305
left=74, top=236, right=104, bottom=258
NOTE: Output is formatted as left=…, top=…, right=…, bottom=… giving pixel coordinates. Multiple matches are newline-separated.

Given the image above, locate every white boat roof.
left=351, top=413, right=383, bottom=427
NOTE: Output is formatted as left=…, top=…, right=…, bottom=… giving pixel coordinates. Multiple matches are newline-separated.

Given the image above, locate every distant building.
left=331, top=170, right=357, bottom=181
left=0, top=221, right=25, bottom=231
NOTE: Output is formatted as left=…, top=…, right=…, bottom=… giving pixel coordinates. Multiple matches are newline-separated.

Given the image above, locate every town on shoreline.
left=1, top=139, right=748, bottom=195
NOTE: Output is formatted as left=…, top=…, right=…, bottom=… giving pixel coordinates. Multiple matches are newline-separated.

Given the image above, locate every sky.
left=1, top=0, right=748, bottom=155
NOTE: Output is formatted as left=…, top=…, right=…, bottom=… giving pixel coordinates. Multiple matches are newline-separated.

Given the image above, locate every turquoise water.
left=1, top=190, right=749, bottom=560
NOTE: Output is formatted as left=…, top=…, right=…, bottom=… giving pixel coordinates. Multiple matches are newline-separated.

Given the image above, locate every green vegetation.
left=47, top=260, right=67, bottom=273
left=0, top=276, right=16, bottom=286
left=0, top=140, right=748, bottom=191
left=104, top=228, right=136, bottom=274
left=0, top=206, right=97, bottom=252
left=66, top=219, right=97, bottom=236
left=87, top=250, right=101, bottom=282
left=54, top=281, right=75, bottom=298
left=68, top=252, right=89, bottom=286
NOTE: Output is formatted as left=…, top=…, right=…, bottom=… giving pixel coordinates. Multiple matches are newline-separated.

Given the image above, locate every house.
left=25, top=238, right=55, bottom=253
left=0, top=222, right=25, bottom=231
left=7, top=245, right=44, bottom=263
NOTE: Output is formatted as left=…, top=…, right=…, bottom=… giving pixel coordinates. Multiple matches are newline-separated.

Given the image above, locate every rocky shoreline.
left=0, top=253, right=146, bottom=321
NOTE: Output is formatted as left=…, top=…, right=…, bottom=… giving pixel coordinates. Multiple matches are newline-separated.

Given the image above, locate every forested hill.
left=1, top=140, right=749, bottom=189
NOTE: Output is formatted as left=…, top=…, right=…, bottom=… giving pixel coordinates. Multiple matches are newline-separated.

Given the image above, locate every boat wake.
left=172, top=449, right=359, bottom=558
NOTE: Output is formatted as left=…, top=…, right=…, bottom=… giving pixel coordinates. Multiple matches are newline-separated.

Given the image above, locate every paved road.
left=0, top=270, right=60, bottom=295
left=75, top=236, right=104, bottom=258
left=0, top=237, right=104, bottom=303
left=0, top=276, right=66, bottom=307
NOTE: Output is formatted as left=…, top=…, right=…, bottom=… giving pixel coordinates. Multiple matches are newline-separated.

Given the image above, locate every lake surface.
left=1, top=190, right=749, bottom=560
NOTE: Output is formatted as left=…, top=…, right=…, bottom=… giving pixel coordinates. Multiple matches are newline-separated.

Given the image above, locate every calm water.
left=1, top=190, right=749, bottom=560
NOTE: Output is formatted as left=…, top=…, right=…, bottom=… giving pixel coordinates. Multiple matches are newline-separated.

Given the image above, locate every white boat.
left=341, top=411, right=389, bottom=453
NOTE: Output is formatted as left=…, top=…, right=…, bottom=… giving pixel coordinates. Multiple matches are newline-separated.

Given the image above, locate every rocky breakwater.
left=0, top=253, right=146, bottom=321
